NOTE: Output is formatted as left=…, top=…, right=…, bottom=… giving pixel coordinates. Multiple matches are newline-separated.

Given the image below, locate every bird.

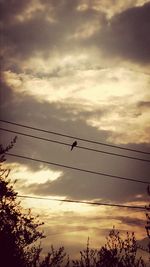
left=71, top=141, right=77, bottom=151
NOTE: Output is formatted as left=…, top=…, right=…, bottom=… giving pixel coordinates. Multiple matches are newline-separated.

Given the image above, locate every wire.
left=1, top=119, right=150, bottom=155
left=6, top=152, right=150, bottom=184
left=1, top=127, right=150, bottom=163
left=0, top=127, right=70, bottom=147
left=17, top=194, right=146, bottom=210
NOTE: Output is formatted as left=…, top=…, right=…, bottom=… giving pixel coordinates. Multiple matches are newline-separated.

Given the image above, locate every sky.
left=0, top=0, right=150, bottom=260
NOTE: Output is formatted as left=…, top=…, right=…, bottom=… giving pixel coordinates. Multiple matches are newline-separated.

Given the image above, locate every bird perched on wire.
left=71, top=141, right=77, bottom=151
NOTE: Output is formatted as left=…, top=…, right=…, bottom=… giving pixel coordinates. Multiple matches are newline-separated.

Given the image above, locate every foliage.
left=72, top=229, right=146, bottom=267
left=40, top=246, right=70, bottom=267
left=145, top=185, right=150, bottom=260
left=0, top=138, right=70, bottom=267
left=0, top=138, right=45, bottom=266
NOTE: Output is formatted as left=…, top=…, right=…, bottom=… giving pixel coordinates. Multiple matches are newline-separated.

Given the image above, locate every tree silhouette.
left=0, top=139, right=70, bottom=267
left=40, top=246, right=70, bottom=267
left=145, top=186, right=150, bottom=258
left=0, top=138, right=45, bottom=266
left=72, top=228, right=147, bottom=267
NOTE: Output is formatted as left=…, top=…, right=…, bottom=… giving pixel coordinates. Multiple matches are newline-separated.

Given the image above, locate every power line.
left=1, top=127, right=150, bottom=163
left=1, top=119, right=150, bottom=155
left=17, top=194, right=146, bottom=210
left=6, top=152, right=150, bottom=185
left=0, top=127, right=71, bottom=147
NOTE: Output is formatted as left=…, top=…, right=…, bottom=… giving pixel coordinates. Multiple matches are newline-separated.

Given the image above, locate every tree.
left=39, top=246, right=69, bottom=267
left=72, top=228, right=146, bottom=267
left=145, top=186, right=150, bottom=257
left=0, top=137, right=45, bottom=267
left=0, top=138, right=70, bottom=267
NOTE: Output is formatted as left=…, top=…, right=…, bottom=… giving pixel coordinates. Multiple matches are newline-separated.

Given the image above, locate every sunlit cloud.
left=3, top=65, right=150, bottom=144
left=4, top=162, right=62, bottom=187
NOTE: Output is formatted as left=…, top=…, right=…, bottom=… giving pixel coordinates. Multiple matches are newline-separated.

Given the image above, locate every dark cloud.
left=138, top=101, right=150, bottom=109
left=2, top=13, right=64, bottom=59
left=0, top=0, right=30, bottom=23
left=116, top=216, right=145, bottom=227
left=1, top=1, right=150, bottom=65
left=24, top=170, right=149, bottom=202
left=1, top=0, right=103, bottom=62
left=90, top=2, right=150, bottom=64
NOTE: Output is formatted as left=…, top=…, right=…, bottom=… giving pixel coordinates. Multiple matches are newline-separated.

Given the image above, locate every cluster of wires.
left=0, top=119, right=150, bottom=211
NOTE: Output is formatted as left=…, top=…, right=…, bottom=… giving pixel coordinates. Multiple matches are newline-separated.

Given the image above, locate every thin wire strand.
left=1, top=127, right=150, bottom=163
left=17, top=194, right=146, bottom=210
left=6, top=152, right=150, bottom=184
left=1, top=119, right=150, bottom=155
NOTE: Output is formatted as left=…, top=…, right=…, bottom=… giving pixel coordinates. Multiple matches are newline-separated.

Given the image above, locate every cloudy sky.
left=0, top=0, right=150, bottom=259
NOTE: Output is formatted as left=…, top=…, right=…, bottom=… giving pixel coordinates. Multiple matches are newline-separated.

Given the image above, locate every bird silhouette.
left=71, top=141, right=77, bottom=151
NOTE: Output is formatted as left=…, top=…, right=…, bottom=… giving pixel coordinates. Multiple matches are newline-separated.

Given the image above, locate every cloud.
left=92, top=2, right=150, bottom=64
left=31, top=205, right=147, bottom=254
left=1, top=0, right=104, bottom=62
left=0, top=0, right=31, bottom=23
left=1, top=0, right=150, bottom=68
left=2, top=64, right=150, bottom=145
left=1, top=77, right=150, bottom=203
left=117, top=216, right=145, bottom=227
left=23, top=169, right=149, bottom=202
left=138, top=101, right=150, bottom=110
left=31, top=208, right=147, bottom=258
left=2, top=13, right=62, bottom=59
